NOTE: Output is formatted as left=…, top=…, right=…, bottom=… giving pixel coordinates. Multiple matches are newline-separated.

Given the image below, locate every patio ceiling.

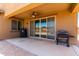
left=10, top=3, right=77, bottom=19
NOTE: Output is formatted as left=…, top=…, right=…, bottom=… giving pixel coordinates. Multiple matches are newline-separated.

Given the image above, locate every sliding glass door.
left=30, top=17, right=55, bottom=40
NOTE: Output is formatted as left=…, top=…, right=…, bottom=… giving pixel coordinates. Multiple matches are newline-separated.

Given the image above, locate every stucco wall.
left=24, top=11, right=77, bottom=44
left=0, top=14, right=19, bottom=39
left=56, top=11, right=77, bottom=44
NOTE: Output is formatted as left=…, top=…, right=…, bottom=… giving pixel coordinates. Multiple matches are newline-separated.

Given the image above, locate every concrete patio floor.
left=0, top=40, right=36, bottom=56
left=3, top=38, right=79, bottom=56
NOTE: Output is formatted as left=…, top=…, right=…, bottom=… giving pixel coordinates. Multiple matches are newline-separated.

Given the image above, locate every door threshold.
left=29, top=37, right=56, bottom=41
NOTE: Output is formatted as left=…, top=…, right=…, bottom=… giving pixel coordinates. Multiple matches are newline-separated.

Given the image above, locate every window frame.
left=11, top=19, right=22, bottom=31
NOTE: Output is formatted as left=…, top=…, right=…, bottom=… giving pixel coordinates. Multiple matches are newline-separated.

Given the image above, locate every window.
left=11, top=20, right=22, bottom=31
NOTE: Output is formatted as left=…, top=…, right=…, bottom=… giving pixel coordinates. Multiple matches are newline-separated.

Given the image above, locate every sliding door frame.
left=29, top=15, right=56, bottom=41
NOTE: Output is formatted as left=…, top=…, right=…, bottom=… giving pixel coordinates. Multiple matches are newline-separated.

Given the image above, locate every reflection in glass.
left=41, top=19, right=47, bottom=38
left=35, top=20, right=40, bottom=37
left=47, top=17, right=55, bottom=39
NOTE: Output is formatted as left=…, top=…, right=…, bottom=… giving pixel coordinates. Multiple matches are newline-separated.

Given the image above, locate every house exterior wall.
left=56, top=11, right=77, bottom=44
left=24, top=11, right=77, bottom=44
left=0, top=3, right=28, bottom=39
left=0, top=14, right=20, bottom=39
left=0, top=4, right=77, bottom=44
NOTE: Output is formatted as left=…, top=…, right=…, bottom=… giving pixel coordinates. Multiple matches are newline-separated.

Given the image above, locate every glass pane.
left=30, top=21, right=35, bottom=36
left=35, top=20, right=40, bottom=37
left=11, top=20, right=17, bottom=30
left=41, top=19, right=47, bottom=38
left=18, top=21, right=22, bottom=30
left=47, top=17, right=55, bottom=39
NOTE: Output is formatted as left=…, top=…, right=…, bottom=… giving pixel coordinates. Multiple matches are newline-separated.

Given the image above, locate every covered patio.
left=0, top=38, right=77, bottom=56
left=0, top=3, right=79, bottom=56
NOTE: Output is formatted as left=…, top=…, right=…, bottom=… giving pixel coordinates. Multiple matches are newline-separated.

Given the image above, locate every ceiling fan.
left=31, top=11, right=38, bottom=18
